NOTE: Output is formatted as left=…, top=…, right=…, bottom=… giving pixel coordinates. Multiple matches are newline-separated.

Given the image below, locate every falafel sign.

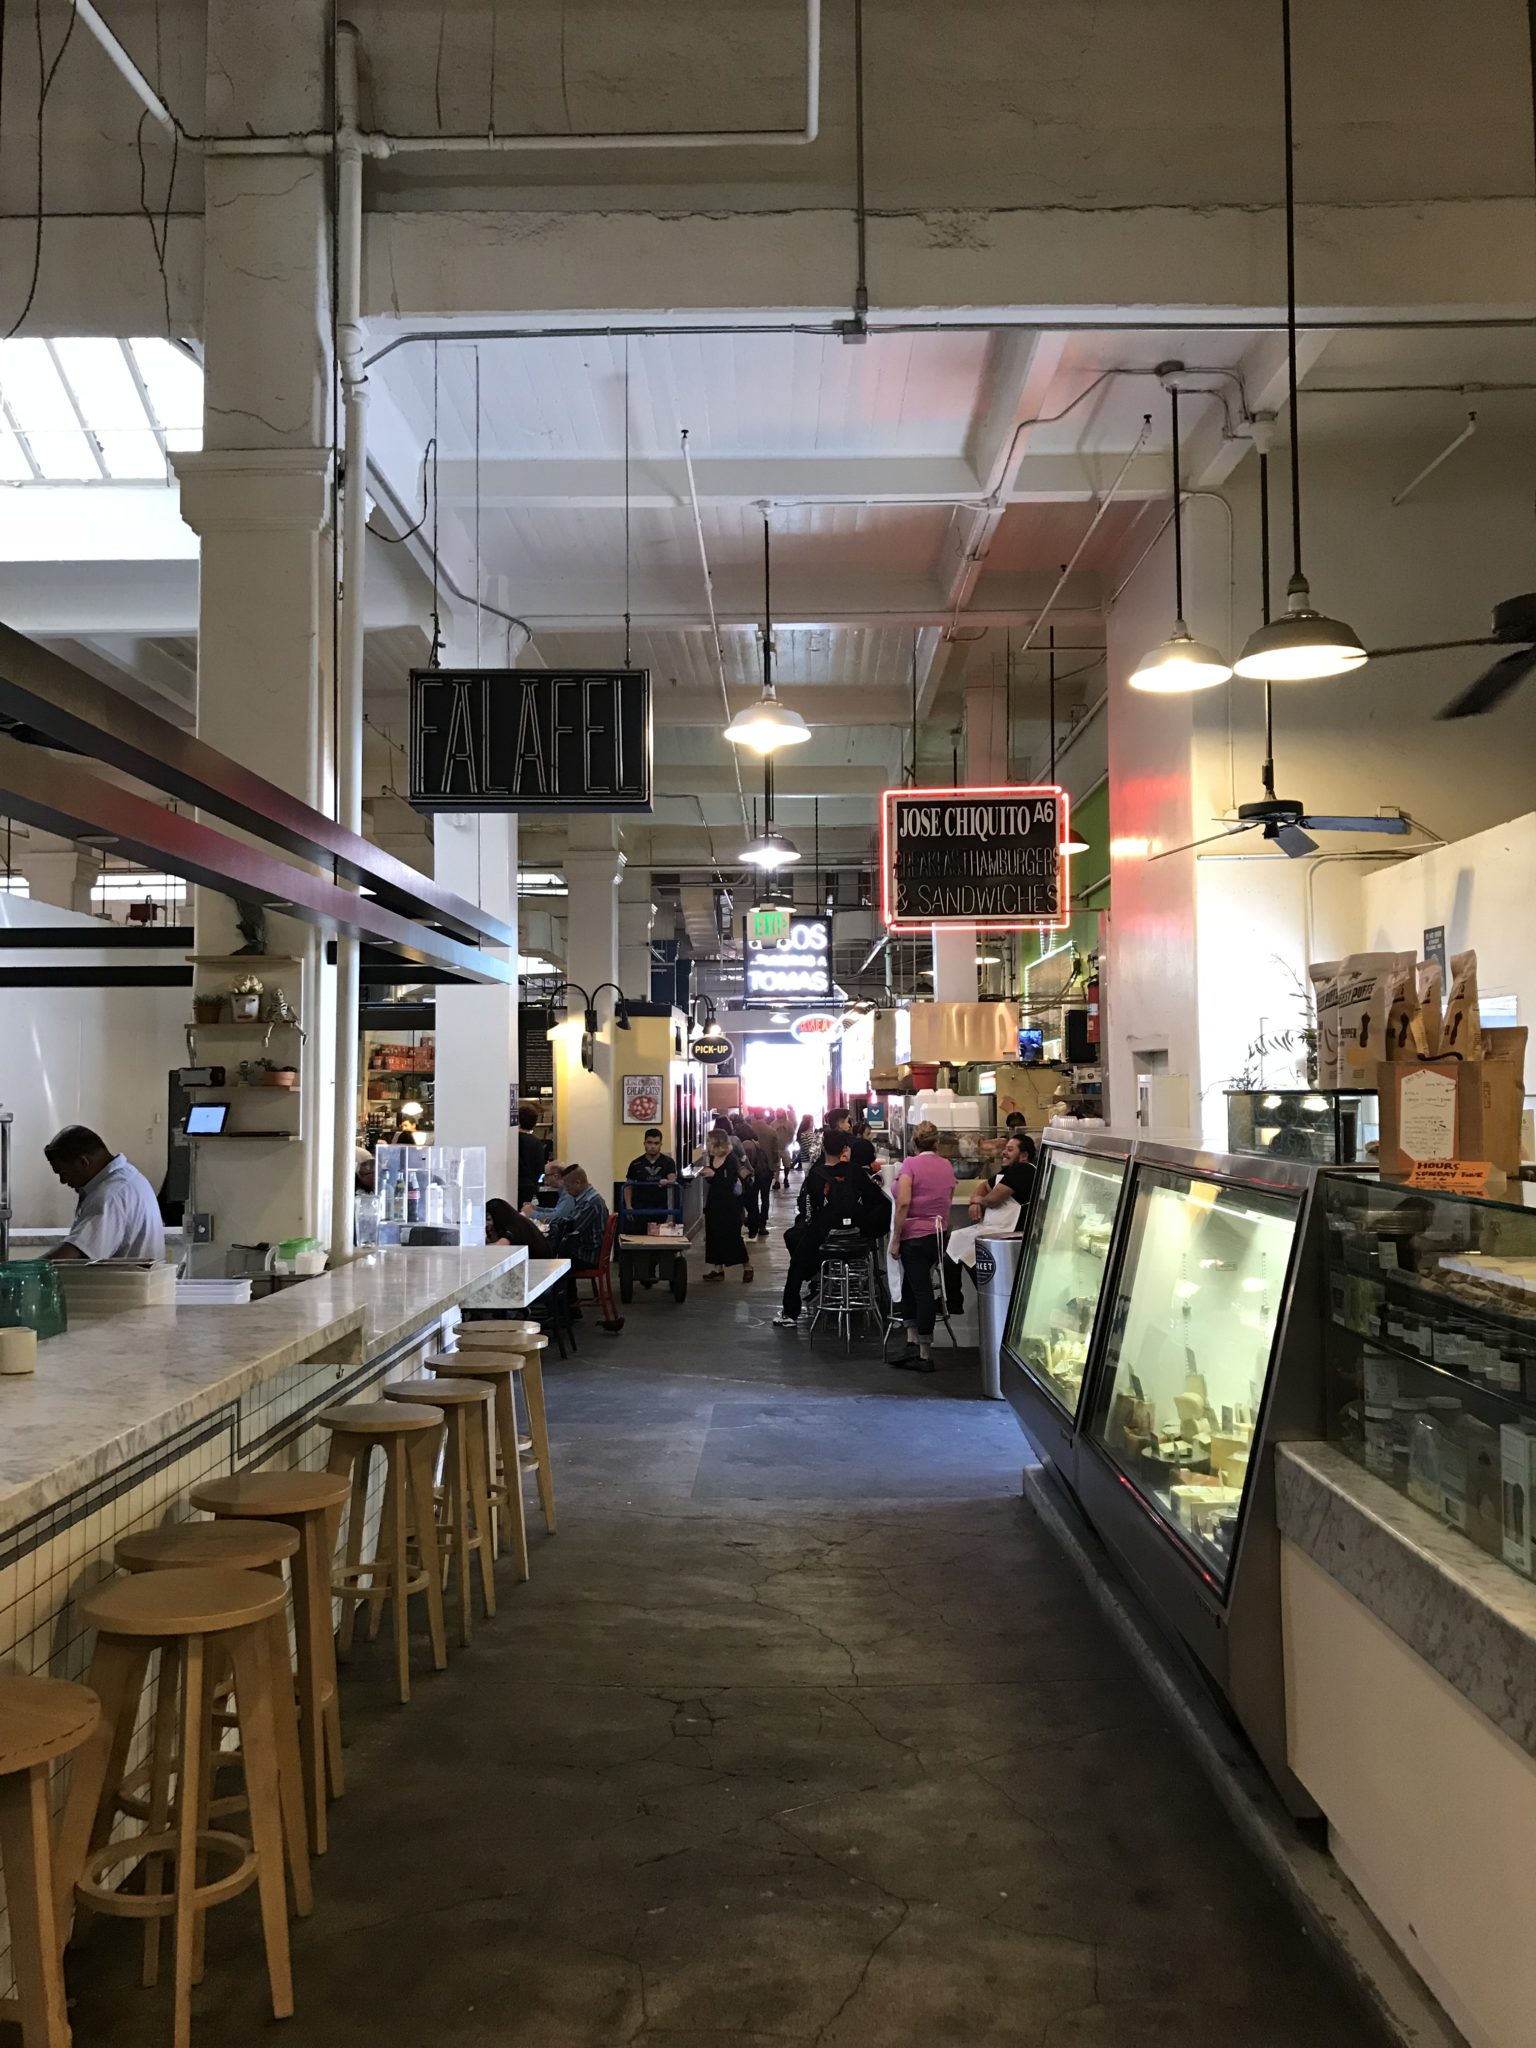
left=880, top=784, right=1072, bottom=934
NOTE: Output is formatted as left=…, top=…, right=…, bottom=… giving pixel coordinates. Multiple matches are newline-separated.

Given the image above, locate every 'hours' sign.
left=409, top=668, right=653, bottom=813
left=880, top=784, right=1070, bottom=933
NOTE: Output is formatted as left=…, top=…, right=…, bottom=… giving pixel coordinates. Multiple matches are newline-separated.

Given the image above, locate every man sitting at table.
left=40, top=1126, right=164, bottom=1263
left=546, top=1163, right=610, bottom=1274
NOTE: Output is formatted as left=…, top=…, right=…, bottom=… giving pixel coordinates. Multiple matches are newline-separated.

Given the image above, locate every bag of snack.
left=1444, top=950, right=1482, bottom=1059
left=1415, top=960, right=1444, bottom=1054
left=1336, top=951, right=1416, bottom=1083
left=1309, top=960, right=1344, bottom=1087
left=1384, top=960, right=1425, bottom=1059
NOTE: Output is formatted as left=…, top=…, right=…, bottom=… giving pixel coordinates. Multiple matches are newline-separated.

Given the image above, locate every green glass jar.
left=0, top=1262, right=68, bottom=1339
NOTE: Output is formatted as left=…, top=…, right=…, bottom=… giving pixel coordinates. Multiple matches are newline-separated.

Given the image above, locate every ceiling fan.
left=1367, top=592, right=1536, bottom=720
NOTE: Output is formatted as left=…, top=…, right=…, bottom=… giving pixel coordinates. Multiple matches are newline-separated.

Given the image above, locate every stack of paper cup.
left=0, top=1327, right=38, bottom=1375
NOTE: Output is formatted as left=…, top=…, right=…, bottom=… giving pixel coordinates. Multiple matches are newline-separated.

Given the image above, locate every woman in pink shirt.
left=890, top=1121, right=956, bottom=1371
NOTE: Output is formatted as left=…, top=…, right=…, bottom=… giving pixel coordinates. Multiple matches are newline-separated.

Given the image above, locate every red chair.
left=573, top=1210, right=624, bottom=1333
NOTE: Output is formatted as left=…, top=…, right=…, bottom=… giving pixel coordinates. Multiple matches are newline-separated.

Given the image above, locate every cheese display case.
left=1225, top=1087, right=1379, bottom=1166
left=1321, top=1173, right=1536, bottom=1581
left=999, top=1131, right=1132, bottom=1474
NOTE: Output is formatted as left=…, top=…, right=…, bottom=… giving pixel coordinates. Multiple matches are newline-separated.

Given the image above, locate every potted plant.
left=268, top=1063, right=299, bottom=1090
left=193, top=991, right=223, bottom=1024
left=229, top=972, right=264, bottom=1022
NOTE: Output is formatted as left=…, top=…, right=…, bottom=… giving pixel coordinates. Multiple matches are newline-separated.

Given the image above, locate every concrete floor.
left=71, top=1190, right=1371, bottom=2046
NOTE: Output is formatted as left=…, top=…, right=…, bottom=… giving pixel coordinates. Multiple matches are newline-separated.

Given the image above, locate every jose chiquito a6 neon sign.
left=879, top=784, right=1072, bottom=935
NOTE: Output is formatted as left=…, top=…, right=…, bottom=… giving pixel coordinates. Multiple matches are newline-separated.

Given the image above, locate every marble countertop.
left=520, top=1257, right=571, bottom=1303
left=1277, top=1440, right=1536, bottom=1762
left=0, top=1244, right=519, bottom=1533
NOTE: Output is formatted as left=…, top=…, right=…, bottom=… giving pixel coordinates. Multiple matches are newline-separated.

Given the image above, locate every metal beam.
left=0, top=624, right=515, bottom=950
left=0, top=733, right=514, bottom=985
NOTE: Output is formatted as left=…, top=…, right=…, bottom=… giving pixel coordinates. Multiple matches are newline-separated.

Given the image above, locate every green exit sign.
left=748, top=908, right=791, bottom=943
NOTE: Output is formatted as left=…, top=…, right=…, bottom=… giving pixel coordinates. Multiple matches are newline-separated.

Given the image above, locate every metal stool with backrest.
left=807, top=1231, right=883, bottom=1351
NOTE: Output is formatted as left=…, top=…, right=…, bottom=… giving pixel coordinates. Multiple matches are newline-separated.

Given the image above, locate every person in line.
left=773, top=1126, right=891, bottom=1329
left=773, top=1109, right=795, bottom=1187
left=889, top=1120, right=957, bottom=1372
left=622, top=1126, right=678, bottom=1284
left=700, top=1130, right=752, bottom=1282
left=711, top=1113, right=747, bottom=1169
left=847, top=1115, right=878, bottom=1174
left=40, top=1126, right=164, bottom=1263
left=793, top=1112, right=815, bottom=1173
left=758, top=1114, right=784, bottom=1205
left=517, top=1104, right=551, bottom=1208
left=736, top=1117, right=771, bottom=1240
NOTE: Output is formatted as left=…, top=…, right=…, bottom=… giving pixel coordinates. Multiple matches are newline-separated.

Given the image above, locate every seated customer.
left=40, top=1126, right=163, bottom=1263
left=546, top=1163, right=609, bottom=1272
left=773, top=1127, right=891, bottom=1329
left=486, top=1195, right=549, bottom=1252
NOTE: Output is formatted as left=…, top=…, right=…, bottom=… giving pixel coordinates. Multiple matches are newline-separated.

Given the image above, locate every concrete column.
left=17, top=846, right=99, bottom=916
left=557, top=822, right=623, bottom=1197
left=173, top=0, right=335, bottom=1250
left=931, top=684, right=1012, bottom=1004
left=617, top=862, right=655, bottom=1002
left=430, top=615, right=520, bottom=1198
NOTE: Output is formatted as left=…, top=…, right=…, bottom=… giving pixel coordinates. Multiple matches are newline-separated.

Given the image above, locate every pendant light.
left=1046, top=626, right=1091, bottom=855
left=1234, top=0, right=1367, bottom=683
left=724, top=513, right=811, bottom=751
left=737, top=515, right=803, bottom=866
left=1131, top=377, right=1233, bottom=692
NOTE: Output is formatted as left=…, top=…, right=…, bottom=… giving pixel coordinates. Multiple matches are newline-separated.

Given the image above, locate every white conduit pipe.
left=74, top=0, right=178, bottom=132
left=1009, top=419, right=1154, bottom=669
left=680, top=428, right=752, bottom=840
left=330, top=22, right=369, bottom=1264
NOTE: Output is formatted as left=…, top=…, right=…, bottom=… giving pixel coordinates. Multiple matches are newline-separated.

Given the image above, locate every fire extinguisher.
left=1085, top=971, right=1101, bottom=1046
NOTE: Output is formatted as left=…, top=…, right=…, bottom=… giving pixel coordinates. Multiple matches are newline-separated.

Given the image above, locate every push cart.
left=613, top=1179, right=693, bottom=1304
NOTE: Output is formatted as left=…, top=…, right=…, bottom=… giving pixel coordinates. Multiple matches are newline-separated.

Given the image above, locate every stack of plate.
left=57, top=1261, right=178, bottom=1317
left=175, top=1277, right=253, bottom=1306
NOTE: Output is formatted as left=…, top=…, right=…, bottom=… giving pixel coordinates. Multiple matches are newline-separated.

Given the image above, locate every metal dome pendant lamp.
left=1130, top=378, right=1233, bottom=693
left=724, top=510, right=811, bottom=754
left=1234, top=0, right=1367, bottom=684
left=738, top=513, right=803, bottom=869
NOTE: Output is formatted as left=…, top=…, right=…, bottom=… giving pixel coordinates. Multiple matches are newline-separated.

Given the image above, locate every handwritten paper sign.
left=1396, top=1066, right=1459, bottom=1163
left=1406, top=1159, right=1492, bottom=1195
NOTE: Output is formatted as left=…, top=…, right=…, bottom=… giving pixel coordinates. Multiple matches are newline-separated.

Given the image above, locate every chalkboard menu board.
left=880, top=785, right=1069, bottom=933
left=410, top=668, right=652, bottom=813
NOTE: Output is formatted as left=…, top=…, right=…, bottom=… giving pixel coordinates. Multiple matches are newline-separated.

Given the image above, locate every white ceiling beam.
left=429, top=453, right=983, bottom=508
left=1181, top=333, right=1334, bottom=489
left=478, top=571, right=1105, bottom=631
left=652, top=686, right=913, bottom=726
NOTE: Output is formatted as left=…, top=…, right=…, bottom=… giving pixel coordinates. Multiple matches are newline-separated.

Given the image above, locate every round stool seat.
left=455, top=1326, right=546, bottom=1354
left=319, top=1400, right=441, bottom=1437
left=425, top=1350, right=518, bottom=1379
left=386, top=1377, right=486, bottom=1407
left=82, top=1566, right=287, bottom=1639
left=0, top=1675, right=99, bottom=1774
left=117, top=1520, right=299, bottom=1574
left=192, top=1469, right=351, bottom=1519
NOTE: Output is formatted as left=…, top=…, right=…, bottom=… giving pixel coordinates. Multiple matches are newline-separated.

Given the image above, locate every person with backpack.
left=772, top=1126, right=891, bottom=1328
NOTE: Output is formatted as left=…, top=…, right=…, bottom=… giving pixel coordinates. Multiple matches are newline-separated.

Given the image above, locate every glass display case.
left=1084, top=1163, right=1307, bottom=1592
left=1225, top=1088, right=1379, bottom=1166
left=373, top=1144, right=486, bottom=1248
left=1321, top=1174, right=1536, bottom=1581
left=1003, top=1144, right=1128, bottom=1422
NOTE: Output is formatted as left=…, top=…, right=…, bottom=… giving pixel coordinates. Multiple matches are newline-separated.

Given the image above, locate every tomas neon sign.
left=880, top=784, right=1071, bottom=934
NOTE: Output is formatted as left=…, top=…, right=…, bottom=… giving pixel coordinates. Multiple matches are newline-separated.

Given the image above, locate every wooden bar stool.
left=114, top=1518, right=313, bottom=1971
left=452, top=1324, right=557, bottom=1536
left=424, top=1352, right=530, bottom=1582
left=383, top=1379, right=496, bottom=1645
left=56, top=1569, right=295, bottom=2048
left=318, top=1402, right=447, bottom=1704
left=0, top=1677, right=99, bottom=2048
left=189, top=1468, right=350, bottom=1854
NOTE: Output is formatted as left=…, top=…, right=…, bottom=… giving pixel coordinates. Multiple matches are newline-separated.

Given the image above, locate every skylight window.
left=0, top=337, right=203, bottom=484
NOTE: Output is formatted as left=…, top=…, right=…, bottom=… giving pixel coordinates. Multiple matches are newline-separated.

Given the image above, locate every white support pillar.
left=17, top=846, right=99, bottom=916
left=931, top=684, right=1012, bottom=1004
left=557, top=822, right=624, bottom=1199
left=431, top=611, right=520, bottom=1198
left=617, top=861, right=656, bottom=1003
left=174, top=0, right=335, bottom=1251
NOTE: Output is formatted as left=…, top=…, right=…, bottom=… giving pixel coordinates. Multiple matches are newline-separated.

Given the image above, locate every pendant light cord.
left=761, top=511, right=773, bottom=691
left=1169, top=383, right=1185, bottom=622
left=852, top=0, right=869, bottom=322
left=1047, top=625, right=1057, bottom=785
left=623, top=335, right=633, bottom=667
left=1281, top=0, right=1304, bottom=587
left=1259, top=449, right=1276, bottom=796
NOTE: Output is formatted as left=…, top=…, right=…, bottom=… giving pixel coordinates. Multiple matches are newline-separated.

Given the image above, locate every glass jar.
left=0, top=1262, right=67, bottom=1339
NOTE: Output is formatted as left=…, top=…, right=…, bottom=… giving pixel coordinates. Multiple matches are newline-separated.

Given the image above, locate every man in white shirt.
left=40, top=1127, right=165, bottom=1263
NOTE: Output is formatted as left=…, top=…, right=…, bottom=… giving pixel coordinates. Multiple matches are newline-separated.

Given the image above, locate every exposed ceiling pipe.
left=74, top=0, right=179, bottom=134
left=1390, top=410, right=1478, bottom=506
left=680, top=429, right=752, bottom=837
left=1007, top=418, right=1153, bottom=667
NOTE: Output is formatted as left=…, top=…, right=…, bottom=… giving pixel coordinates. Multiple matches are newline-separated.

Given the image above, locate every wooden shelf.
left=187, top=1083, right=300, bottom=1096
left=187, top=955, right=301, bottom=968
left=185, top=1132, right=300, bottom=1143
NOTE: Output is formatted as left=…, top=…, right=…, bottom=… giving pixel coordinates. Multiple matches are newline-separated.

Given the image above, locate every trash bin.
left=973, top=1235, right=1022, bottom=1401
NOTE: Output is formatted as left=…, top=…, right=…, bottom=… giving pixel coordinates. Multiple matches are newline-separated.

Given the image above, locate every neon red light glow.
left=879, top=783, right=1073, bottom=935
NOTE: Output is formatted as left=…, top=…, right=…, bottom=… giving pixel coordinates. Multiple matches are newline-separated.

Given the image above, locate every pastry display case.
left=999, top=1130, right=1132, bottom=1475
left=1225, top=1088, right=1379, bottom=1167
left=1321, top=1173, right=1536, bottom=1582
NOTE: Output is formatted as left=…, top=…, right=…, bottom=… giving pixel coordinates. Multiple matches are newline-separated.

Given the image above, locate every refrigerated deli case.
left=1000, top=1132, right=1326, bottom=1812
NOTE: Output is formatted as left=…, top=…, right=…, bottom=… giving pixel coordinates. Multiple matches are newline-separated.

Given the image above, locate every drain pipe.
left=330, top=21, right=369, bottom=1264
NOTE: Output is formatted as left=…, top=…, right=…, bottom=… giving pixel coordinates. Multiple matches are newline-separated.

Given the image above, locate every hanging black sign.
left=690, top=1034, right=732, bottom=1064
left=881, top=784, right=1071, bottom=933
left=409, top=668, right=653, bottom=813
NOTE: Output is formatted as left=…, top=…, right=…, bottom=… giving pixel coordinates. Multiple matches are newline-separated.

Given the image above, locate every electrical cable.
left=6, top=0, right=79, bottom=339
left=367, top=436, right=435, bottom=542
left=135, top=107, right=179, bottom=336
left=427, top=341, right=442, bottom=666
left=623, top=335, right=632, bottom=667
left=1281, top=0, right=1304, bottom=584
left=850, top=0, right=868, bottom=324
left=473, top=342, right=482, bottom=665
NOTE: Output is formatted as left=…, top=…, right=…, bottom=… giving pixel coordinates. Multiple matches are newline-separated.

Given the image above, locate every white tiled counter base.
left=0, top=1245, right=517, bottom=2004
